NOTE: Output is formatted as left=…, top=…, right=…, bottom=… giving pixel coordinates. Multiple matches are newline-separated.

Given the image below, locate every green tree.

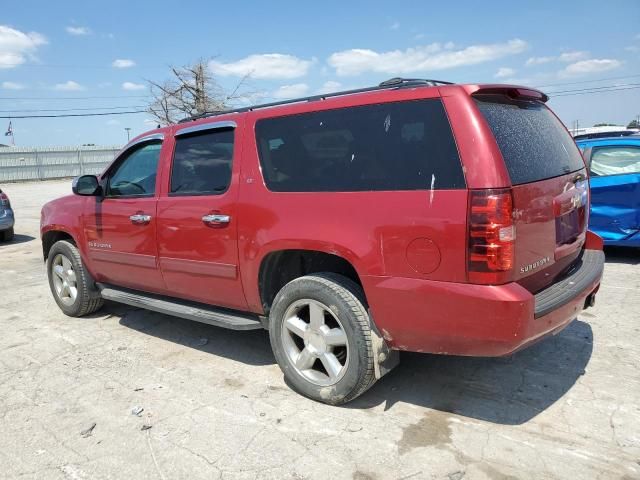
left=627, top=119, right=640, bottom=129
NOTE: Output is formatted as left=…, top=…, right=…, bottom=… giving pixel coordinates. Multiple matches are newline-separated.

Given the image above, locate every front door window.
left=107, top=142, right=162, bottom=197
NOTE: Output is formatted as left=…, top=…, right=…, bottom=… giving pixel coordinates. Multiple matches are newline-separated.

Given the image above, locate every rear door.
left=156, top=121, right=248, bottom=311
left=473, top=94, right=588, bottom=291
left=586, top=144, right=640, bottom=244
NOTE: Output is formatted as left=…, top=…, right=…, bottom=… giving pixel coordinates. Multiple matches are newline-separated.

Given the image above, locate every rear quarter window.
left=255, top=99, right=465, bottom=192
left=474, top=94, right=585, bottom=185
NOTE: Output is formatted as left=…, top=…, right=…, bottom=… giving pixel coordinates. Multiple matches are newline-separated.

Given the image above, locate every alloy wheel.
left=281, top=299, right=349, bottom=386
left=51, top=254, right=78, bottom=306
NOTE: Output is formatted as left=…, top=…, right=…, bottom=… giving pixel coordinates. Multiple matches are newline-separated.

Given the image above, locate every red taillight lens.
left=0, top=193, right=9, bottom=208
left=468, top=189, right=515, bottom=276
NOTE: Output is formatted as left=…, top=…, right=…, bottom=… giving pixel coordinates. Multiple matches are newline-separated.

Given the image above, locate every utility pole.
left=125, top=127, right=131, bottom=142
left=195, top=63, right=206, bottom=115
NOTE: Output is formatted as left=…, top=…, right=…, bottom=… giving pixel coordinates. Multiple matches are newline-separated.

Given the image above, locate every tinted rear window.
left=170, top=129, right=234, bottom=195
left=255, top=99, right=465, bottom=192
left=474, top=95, right=584, bottom=185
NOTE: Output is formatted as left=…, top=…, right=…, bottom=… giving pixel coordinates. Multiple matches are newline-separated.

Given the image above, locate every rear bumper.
left=363, top=248, right=604, bottom=357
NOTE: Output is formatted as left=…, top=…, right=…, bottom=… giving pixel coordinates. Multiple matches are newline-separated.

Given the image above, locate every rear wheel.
left=47, top=240, right=103, bottom=317
left=268, top=273, right=377, bottom=405
left=1, top=228, right=13, bottom=242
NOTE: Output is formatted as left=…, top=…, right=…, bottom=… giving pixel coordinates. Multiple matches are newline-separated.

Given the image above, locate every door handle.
left=130, top=214, right=152, bottom=224
left=202, top=214, right=230, bottom=225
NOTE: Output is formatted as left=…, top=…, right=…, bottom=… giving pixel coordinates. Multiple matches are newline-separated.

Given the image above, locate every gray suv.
left=0, top=188, right=15, bottom=242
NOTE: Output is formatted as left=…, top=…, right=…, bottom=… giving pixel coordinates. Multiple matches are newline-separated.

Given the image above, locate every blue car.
left=576, top=136, right=640, bottom=247
left=0, top=187, right=15, bottom=242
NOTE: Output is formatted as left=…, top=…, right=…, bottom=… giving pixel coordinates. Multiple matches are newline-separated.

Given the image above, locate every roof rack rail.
left=178, top=77, right=454, bottom=123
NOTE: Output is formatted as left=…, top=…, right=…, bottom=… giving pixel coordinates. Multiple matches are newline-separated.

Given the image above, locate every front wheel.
left=268, top=273, right=377, bottom=405
left=47, top=240, right=104, bottom=317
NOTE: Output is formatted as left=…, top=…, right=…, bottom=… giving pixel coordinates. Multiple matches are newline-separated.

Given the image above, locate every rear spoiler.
left=459, top=84, right=549, bottom=103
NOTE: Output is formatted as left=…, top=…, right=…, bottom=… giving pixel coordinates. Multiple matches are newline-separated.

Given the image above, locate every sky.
left=1, top=0, right=639, bottom=147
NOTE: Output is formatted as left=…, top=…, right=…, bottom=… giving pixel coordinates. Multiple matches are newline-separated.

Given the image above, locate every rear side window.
left=255, top=99, right=465, bottom=192
left=170, top=129, right=234, bottom=195
left=590, top=146, right=640, bottom=176
left=474, top=95, right=585, bottom=185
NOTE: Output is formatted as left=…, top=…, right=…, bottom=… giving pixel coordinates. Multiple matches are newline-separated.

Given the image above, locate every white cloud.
left=66, top=26, right=91, bottom=36
left=106, top=119, right=120, bottom=126
left=625, top=45, right=640, bottom=53
left=527, top=51, right=590, bottom=67
left=390, top=22, right=400, bottom=30
left=210, top=54, right=314, bottom=79
left=1, top=81, right=25, bottom=90
left=525, top=56, right=554, bottom=66
left=328, top=39, right=528, bottom=76
left=272, top=83, right=309, bottom=99
left=112, top=58, right=135, bottom=68
left=0, top=25, right=47, bottom=69
left=316, top=80, right=342, bottom=94
left=54, top=80, right=85, bottom=91
left=414, top=33, right=425, bottom=40
left=494, top=67, right=515, bottom=78
left=122, top=81, right=146, bottom=91
left=560, top=59, right=622, bottom=77
left=558, top=51, right=589, bottom=62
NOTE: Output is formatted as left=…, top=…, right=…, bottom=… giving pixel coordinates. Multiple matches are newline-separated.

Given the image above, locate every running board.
left=98, top=284, right=264, bottom=331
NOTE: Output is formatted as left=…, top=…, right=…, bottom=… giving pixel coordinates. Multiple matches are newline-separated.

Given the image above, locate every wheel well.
left=42, top=231, right=75, bottom=260
left=258, top=250, right=362, bottom=313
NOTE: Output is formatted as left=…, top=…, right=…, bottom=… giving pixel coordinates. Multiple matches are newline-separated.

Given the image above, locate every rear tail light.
left=468, top=188, right=515, bottom=283
left=0, top=192, right=9, bottom=208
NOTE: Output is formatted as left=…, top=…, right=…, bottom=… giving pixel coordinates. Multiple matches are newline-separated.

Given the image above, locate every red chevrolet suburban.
left=41, top=78, right=604, bottom=404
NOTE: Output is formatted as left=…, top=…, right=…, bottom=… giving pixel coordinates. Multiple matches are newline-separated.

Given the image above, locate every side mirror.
left=72, top=175, right=102, bottom=196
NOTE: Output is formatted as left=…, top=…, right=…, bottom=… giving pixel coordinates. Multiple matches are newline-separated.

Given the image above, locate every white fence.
left=0, top=145, right=121, bottom=182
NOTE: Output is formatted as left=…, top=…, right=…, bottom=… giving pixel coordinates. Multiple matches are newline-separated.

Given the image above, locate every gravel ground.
left=1, top=179, right=639, bottom=480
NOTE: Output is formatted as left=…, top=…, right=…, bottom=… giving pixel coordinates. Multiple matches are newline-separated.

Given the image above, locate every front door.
left=84, top=135, right=166, bottom=292
left=588, top=145, right=640, bottom=244
left=157, top=122, right=248, bottom=310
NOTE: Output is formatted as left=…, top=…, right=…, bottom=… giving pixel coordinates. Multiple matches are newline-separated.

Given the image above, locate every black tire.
left=1, top=228, right=13, bottom=242
left=269, top=273, right=377, bottom=405
left=47, top=240, right=104, bottom=317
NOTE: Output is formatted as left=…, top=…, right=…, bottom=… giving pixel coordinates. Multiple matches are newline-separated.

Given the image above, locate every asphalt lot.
left=0, top=179, right=639, bottom=480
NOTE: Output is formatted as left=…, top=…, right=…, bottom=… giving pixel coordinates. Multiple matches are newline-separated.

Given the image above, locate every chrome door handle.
left=130, top=214, right=152, bottom=224
left=202, top=214, right=230, bottom=225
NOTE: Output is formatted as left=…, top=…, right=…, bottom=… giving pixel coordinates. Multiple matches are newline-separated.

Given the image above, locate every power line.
left=0, top=110, right=146, bottom=119
left=0, top=105, right=147, bottom=113
left=549, top=85, right=640, bottom=98
left=0, top=95, right=150, bottom=100
left=535, top=73, right=640, bottom=89
left=0, top=63, right=163, bottom=69
left=547, top=82, right=640, bottom=95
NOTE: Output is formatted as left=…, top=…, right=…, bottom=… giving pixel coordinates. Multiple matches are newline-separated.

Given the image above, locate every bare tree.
left=147, top=59, right=253, bottom=125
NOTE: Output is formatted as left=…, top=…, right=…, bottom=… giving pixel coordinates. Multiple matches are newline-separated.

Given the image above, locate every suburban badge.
left=520, top=256, right=551, bottom=274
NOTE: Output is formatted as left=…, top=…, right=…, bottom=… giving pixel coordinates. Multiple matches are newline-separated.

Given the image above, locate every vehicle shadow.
left=106, top=301, right=275, bottom=366
left=1, top=233, right=36, bottom=245
left=604, top=246, right=640, bottom=265
left=105, top=300, right=592, bottom=424
left=349, top=319, right=593, bottom=425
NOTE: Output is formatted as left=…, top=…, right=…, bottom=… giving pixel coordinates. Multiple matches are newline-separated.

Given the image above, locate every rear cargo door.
left=586, top=144, right=640, bottom=244
left=474, top=94, right=588, bottom=291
